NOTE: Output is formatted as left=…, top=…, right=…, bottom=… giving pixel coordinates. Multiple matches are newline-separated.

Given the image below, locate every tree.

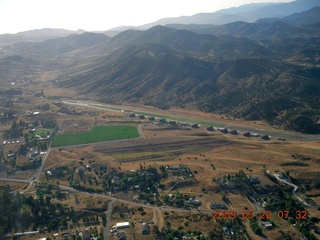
left=48, top=219, right=59, bottom=231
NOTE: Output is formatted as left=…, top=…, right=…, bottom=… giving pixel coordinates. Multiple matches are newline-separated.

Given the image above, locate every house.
left=261, top=221, right=273, bottom=230
left=31, top=151, right=39, bottom=158
left=179, top=122, right=189, bottom=127
left=278, top=137, right=286, bottom=141
left=210, top=202, right=227, bottom=210
left=243, top=132, right=251, bottom=137
left=81, top=229, right=90, bottom=240
left=170, top=165, right=180, bottom=170
left=189, top=199, right=202, bottom=206
left=116, top=222, right=130, bottom=229
left=116, top=231, right=127, bottom=240
left=207, top=126, right=214, bottom=131
left=141, top=223, right=150, bottom=235
left=220, top=128, right=228, bottom=133
left=248, top=177, right=260, bottom=184
left=112, top=176, right=121, bottom=184
left=230, top=130, right=238, bottom=135
left=25, top=110, right=33, bottom=115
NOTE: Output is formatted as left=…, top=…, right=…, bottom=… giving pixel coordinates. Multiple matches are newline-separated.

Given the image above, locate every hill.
left=55, top=26, right=320, bottom=134
left=139, top=0, right=320, bottom=29
left=257, top=7, right=320, bottom=26
left=166, top=7, right=320, bottom=41
left=1, top=32, right=109, bottom=58
left=0, top=28, right=84, bottom=46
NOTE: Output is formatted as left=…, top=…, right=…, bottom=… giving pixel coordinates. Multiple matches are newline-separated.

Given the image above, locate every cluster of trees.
left=265, top=187, right=318, bottom=239
left=266, top=188, right=304, bottom=213
left=249, top=218, right=262, bottom=235
left=115, top=165, right=160, bottom=193
left=0, top=185, right=105, bottom=237
left=0, top=110, right=16, bottom=124
left=4, top=120, right=23, bottom=139
left=41, top=118, right=56, bottom=128
left=155, top=226, right=205, bottom=240
left=71, top=184, right=103, bottom=194
left=18, top=158, right=42, bottom=171
left=36, top=103, right=50, bottom=111
left=159, top=191, right=194, bottom=209
left=0, top=185, right=67, bottom=234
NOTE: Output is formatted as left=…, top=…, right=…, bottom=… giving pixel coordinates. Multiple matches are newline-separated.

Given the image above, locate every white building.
left=116, top=222, right=130, bottom=229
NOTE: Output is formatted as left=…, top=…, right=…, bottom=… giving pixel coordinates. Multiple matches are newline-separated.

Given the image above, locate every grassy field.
left=52, top=125, right=139, bottom=147
left=35, top=128, right=54, bottom=135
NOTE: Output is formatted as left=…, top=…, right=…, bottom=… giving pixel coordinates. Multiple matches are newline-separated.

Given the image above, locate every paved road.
left=58, top=184, right=212, bottom=214
left=0, top=177, right=31, bottom=183
left=104, top=200, right=114, bottom=240
left=272, top=171, right=310, bottom=207
left=62, top=100, right=320, bottom=141
left=35, top=147, right=51, bottom=182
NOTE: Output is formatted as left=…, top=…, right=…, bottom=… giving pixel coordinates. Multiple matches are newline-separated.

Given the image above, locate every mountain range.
left=138, top=0, right=320, bottom=29
left=0, top=0, right=320, bottom=134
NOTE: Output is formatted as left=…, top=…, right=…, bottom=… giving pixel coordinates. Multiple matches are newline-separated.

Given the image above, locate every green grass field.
left=35, top=129, right=54, bottom=136
left=52, top=125, right=139, bottom=147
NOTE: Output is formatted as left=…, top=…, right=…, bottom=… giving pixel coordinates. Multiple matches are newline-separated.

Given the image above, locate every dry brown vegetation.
left=1, top=95, right=320, bottom=239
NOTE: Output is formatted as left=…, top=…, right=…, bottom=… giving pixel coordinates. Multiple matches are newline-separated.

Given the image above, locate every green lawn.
left=35, top=129, right=54, bottom=136
left=52, top=125, right=139, bottom=147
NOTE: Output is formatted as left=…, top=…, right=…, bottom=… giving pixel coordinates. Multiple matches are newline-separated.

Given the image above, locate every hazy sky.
left=0, top=0, right=293, bottom=34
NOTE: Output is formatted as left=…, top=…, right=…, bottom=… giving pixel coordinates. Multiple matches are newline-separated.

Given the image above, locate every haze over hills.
left=139, top=0, right=320, bottom=29
left=0, top=0, right=320, bottom=134
left=166, top=7, right=320, bottom=40
left=1, top=32, right=109, bottom=58
left=0, top=28, right=85, bottom=47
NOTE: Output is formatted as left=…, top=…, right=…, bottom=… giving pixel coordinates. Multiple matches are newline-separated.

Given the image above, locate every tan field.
left=1, top=96, right=320, bottom=240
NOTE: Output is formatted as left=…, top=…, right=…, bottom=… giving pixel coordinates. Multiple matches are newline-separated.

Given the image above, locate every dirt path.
left=155, top=210, right=164, bottom=230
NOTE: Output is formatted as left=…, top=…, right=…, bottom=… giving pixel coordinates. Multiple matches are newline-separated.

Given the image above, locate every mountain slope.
left=257, top=7, right=320, bottom=26
left=1, top=32, right=109, bottom=58
left=167, top=7, right=320, bottom=41
left=139, top=0, right=320, bottom=29
left=55, top=27, right=320, bottom=133
left=0, top=28, right=84, bottom=46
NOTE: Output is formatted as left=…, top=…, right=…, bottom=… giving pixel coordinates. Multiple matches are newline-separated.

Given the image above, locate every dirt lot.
left=94, top=135, right=232, bottom=162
